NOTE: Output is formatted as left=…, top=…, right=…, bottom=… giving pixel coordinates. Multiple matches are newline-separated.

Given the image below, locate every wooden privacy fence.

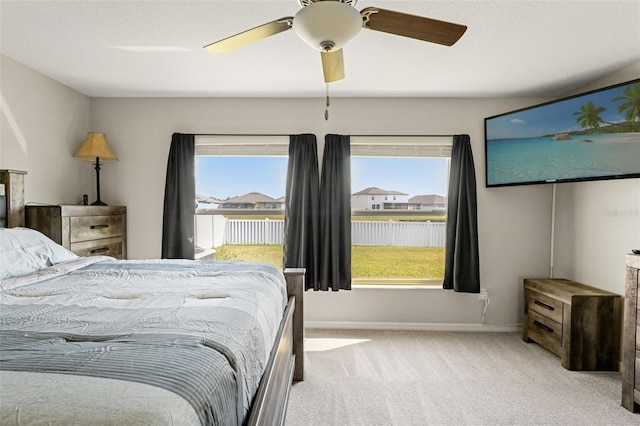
left=222, top=218, right=446, bottom=247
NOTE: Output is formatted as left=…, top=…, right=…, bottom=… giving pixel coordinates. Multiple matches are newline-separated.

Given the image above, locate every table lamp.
left=74, top=132, right=117, bottom=206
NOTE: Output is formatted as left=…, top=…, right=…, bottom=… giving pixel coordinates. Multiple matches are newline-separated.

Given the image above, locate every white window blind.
left=350, top=136, right=453, bottom=158
left=195, top=135, right=452, bottom=157
left=195, top=135, right=289, bottom=156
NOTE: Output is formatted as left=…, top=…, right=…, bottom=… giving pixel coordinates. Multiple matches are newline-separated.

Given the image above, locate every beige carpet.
left=285, top=329, right=639, bottom=426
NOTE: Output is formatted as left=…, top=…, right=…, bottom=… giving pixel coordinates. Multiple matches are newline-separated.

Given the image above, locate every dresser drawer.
left=69, top=215, right=124, bottom=243
left=70, top=237, right=124, bottom=259
left=525, top=277, right=621, bottom=372
left=26, top=205, right=127, bottom=260
left=527, top=290, right=563, bottom=323
left=527, top=309, right=562, bottom=355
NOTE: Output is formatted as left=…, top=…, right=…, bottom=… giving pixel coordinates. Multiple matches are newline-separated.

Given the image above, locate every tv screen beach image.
left=485, top=80, right=640, bottom=187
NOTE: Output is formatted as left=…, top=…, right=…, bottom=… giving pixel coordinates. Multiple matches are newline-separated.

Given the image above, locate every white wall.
left=89, top=95, right=553, bottom=328
left=0, top=54, right=92, bottom=204
left=553, top=61, right=640, bottom=294
left=6, top=52, right=636, bottom=329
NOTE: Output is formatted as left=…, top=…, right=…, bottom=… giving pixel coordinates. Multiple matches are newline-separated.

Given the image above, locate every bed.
left=0, top=170, right=304, bottom=426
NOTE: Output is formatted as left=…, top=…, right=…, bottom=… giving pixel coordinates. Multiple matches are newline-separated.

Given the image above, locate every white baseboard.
left=305, top=321, right=521, bottom=333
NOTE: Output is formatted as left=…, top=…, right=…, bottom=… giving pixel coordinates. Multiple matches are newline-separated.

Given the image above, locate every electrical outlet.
left=478, top=289, right=489, bottom=301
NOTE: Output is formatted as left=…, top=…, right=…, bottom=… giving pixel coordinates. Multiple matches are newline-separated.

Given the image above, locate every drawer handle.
left=90, top=247, right=110, bottom=254
left=534, top=300, right=554, bottom=311
left=533, top=320, right=554, bottom=333
left=90, top=224, right=109, bottom=230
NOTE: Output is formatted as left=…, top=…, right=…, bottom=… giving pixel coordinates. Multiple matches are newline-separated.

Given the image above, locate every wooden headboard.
left=0, top=182, right=6, bottom=228
left=0, top=170, right=27, bottom=228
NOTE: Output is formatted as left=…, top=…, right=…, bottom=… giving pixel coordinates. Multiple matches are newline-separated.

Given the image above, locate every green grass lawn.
left=214, top=244, right=444, bottom=279
left=352, top=245, right=444, bottom=279
left=215, top=244, right=284, bottom=267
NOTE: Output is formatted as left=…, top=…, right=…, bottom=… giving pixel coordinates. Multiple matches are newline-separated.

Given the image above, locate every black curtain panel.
left=443, top=134, right=480, bottom=293
left=284, top=134, right=321, bottom=290
left=161, top=133, right=195, bottom=259
left=319, top=134, right=352, bottom=291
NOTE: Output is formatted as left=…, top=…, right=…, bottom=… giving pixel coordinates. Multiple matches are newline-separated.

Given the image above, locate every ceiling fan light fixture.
left=293, top=1, right=362, bottom=51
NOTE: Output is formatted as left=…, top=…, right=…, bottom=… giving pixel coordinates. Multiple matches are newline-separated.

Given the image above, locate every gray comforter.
left=0, top=257, right=287, bottom=425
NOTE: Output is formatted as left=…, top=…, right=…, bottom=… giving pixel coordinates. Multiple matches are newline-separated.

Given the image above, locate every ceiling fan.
left=204, top=0, right=467, bottom=84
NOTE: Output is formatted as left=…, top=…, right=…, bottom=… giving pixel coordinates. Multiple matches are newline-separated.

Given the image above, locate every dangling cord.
left=324, top=83, right=330, bottom=121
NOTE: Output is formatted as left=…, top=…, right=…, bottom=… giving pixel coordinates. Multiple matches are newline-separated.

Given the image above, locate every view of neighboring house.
left=351, top=187, right=409, bottom=210
left=220, top=192, right=281, bottom=209
left=351, top=187, right=447, bottom=211
left=197, top=192, right=285, bottom=210
left=409, top=194, right=447, bottom=211
left=196, top=194, right=222, bottom=209
left=200, top=188, right=446, bottom=212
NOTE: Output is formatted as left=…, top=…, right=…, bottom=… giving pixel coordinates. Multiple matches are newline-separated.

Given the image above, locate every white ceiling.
left=1, top=0, right=639, bottom=99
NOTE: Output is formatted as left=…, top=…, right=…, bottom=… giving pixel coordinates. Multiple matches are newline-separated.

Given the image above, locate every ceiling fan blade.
left=321, top=49, right=345, bottom=83
left=204, top=17, right=294, bottom=54
left=361, top=7, right=467, bottom=46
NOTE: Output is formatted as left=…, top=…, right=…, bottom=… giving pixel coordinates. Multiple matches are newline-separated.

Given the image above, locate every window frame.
left=194, top=134, right=453, bottom=287
left=194, top=135, right=289, bottom=261
left=350, top=135, right=453, bottom=287
left=195, top=134, right=289, bottom=216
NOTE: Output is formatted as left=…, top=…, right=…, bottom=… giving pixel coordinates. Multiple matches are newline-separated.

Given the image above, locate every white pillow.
left=0, top=227, right=78, bottom=280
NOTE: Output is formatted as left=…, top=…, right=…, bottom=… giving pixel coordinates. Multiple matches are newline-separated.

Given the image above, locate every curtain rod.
left=196, top=134, right=455, bottom=138
left=196, top=133, right=291, bottom=137
left=349, top=134, right=454, bottom=138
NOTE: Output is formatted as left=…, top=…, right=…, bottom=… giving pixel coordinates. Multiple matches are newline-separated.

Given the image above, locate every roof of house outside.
left=352, top=187, right=408, bottom=196
left=223, top=192, right=277, bottom=203
left=409, top=195, right=447, bottom=204
left=197, top=194, right=223, bottom=203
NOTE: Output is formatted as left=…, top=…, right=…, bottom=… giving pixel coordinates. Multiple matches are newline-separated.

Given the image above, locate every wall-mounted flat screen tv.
left=485, top=79, right=640, bottom=187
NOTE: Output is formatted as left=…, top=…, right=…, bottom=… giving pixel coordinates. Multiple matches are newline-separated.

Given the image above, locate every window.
left=194, top=134, right=451, bottom=286
left=194, top=135, right=289, bottom=270
left=350, top=136, right=452, bottom=285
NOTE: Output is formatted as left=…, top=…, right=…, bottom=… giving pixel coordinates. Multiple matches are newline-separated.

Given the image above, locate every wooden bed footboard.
left=284, top=268, right=305, bottom=382
left=247, top=268, right=304, bottom=426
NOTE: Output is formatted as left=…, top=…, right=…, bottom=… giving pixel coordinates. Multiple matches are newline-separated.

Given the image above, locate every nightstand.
left=522, top=277, right=621, bottom=371
left=26, top=205, right=127, bottom=259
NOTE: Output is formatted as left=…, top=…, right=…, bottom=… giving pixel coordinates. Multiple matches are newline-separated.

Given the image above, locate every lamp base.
left=90, top=200, right=107, bottom=206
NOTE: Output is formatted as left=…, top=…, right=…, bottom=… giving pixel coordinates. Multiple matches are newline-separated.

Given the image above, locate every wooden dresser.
left=622, top=254, right=640, bottom=412
left=26, top=205, right=127, bottom=260
left=522, top=277, right=621, bottom=371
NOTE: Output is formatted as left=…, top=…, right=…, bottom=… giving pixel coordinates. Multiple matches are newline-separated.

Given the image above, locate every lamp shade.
left=74, top=132, right=117, bottom=161
left=293, top=1, right=362, bottom=51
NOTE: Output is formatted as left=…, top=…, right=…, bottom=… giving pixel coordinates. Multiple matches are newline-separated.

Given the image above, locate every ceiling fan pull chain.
left=325, top=83, right=330, bottom=121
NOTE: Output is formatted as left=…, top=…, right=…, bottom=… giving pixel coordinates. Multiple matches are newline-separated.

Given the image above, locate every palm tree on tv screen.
left=573, top=101, right=606, bottom=131
left=613, top=83, right=640, bottom=127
